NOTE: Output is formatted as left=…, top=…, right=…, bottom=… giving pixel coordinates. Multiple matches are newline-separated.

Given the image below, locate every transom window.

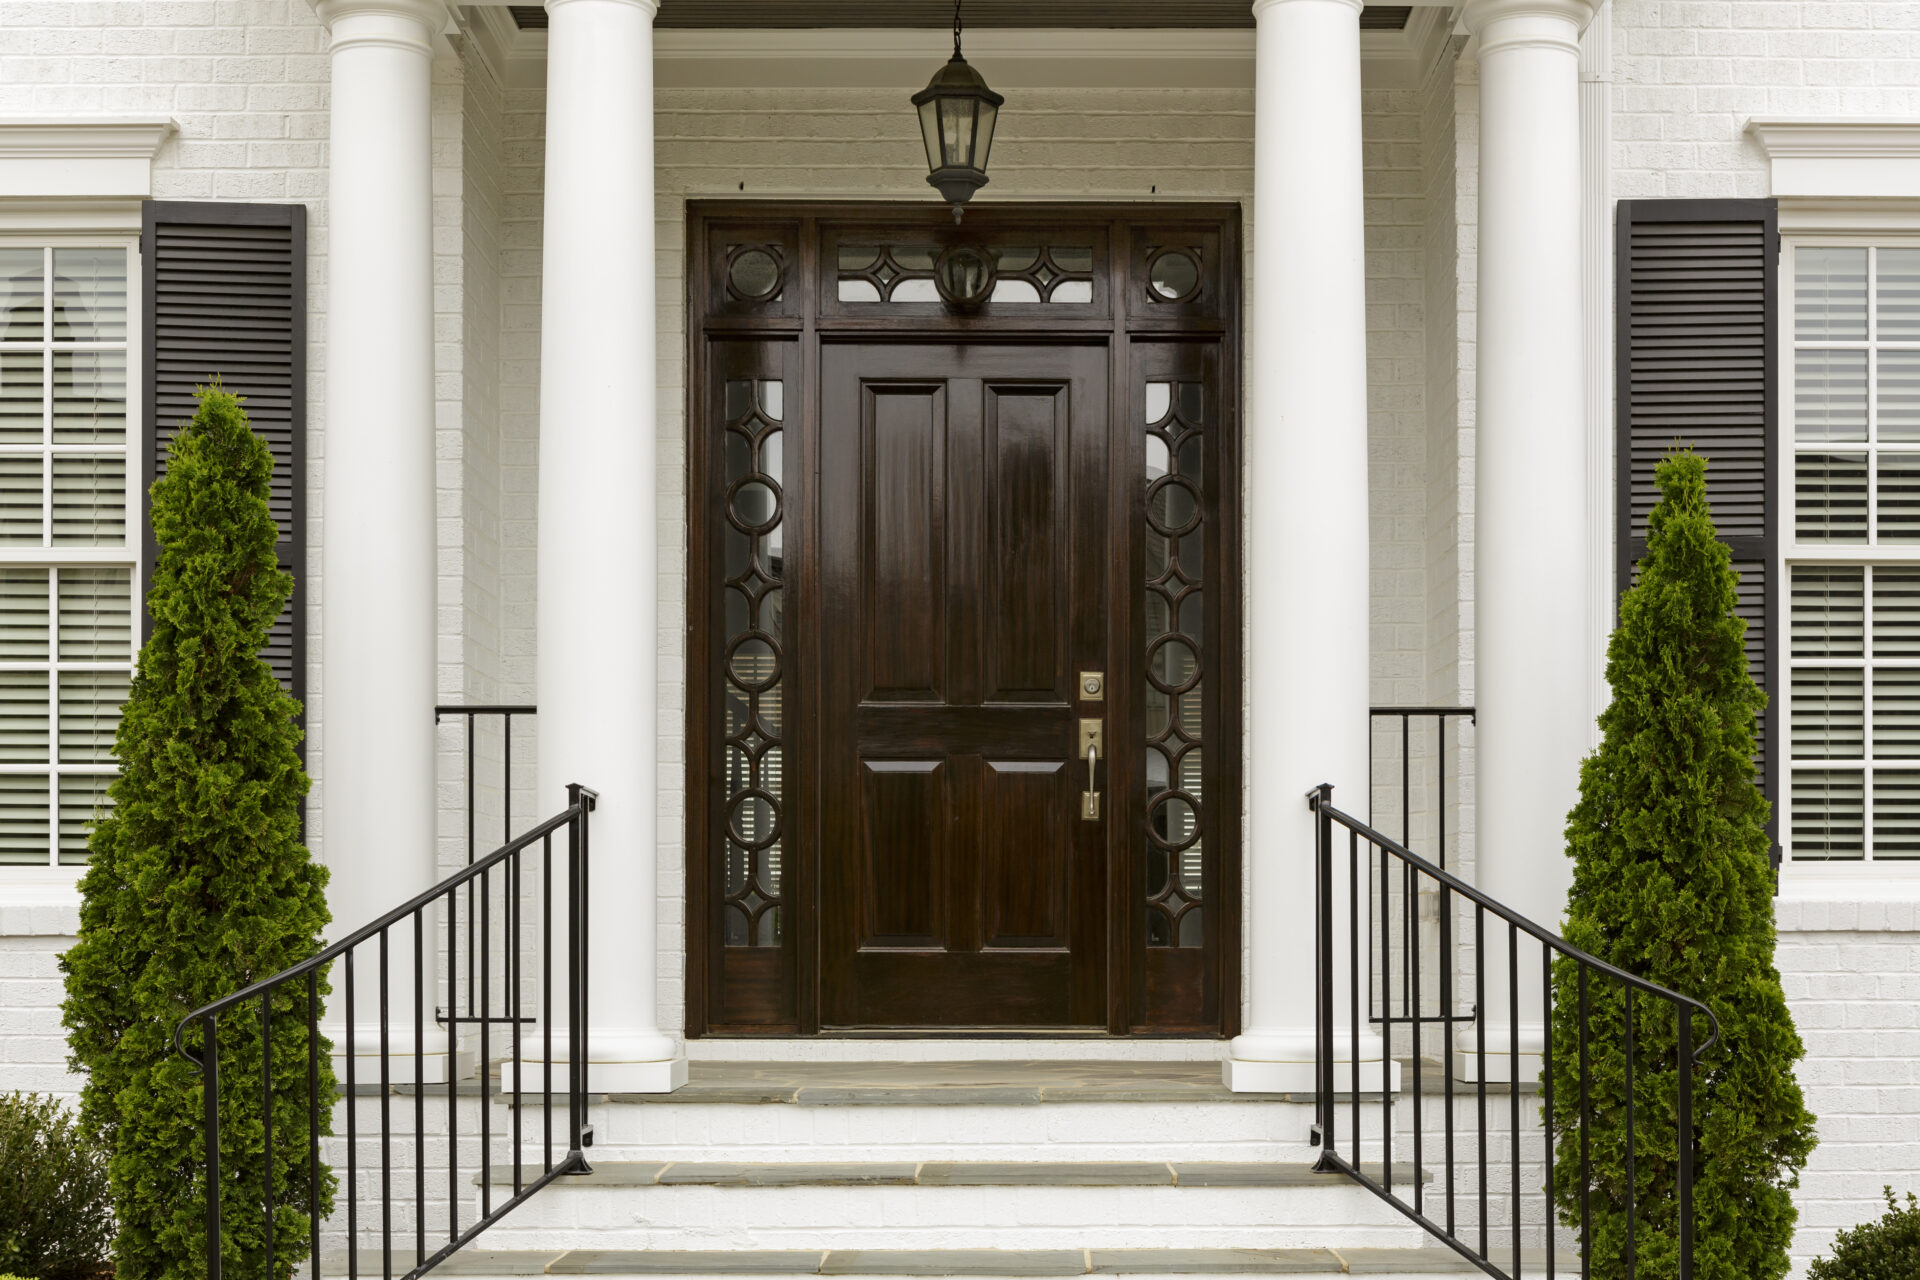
left=1785, top=240, right=1920, bottom=862
left=0, top=243, right=136, bottom=868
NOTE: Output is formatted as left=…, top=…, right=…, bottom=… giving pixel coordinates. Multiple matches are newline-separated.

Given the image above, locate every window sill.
left=1775, top=867, right=1920, bottom=932
left=0, top=869, right=83, bottom=937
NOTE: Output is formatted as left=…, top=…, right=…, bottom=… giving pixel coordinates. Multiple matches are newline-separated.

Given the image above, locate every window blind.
left=0, top=244, right=137, bottom=867
left=141, top=202, right=306, bottom=712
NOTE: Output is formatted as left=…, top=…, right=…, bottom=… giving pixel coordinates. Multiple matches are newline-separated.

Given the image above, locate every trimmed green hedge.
left=0, top=1093, right=113, bottom=1280
left=60, top=387, right=334, bottom=1280
left=1809, top=1189, right=1920, bottom=1280
left=1548, top=453, right=1817, bottom=1280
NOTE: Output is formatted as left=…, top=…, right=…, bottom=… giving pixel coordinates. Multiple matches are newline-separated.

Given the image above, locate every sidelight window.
left=1144, top=379, right=1205, bottom=944
left=720, top=376, right=787, bottom=944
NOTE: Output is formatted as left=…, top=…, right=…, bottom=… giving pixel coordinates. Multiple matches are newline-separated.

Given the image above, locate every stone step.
left=329, top=1245, right=1576, bottom=1277
left=473, top=1062, right=1369, bottom=1165
left=474, top=1162, right=1431, bottom=1189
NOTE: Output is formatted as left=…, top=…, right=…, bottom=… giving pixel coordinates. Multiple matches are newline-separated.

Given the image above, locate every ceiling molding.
left=0, top=117, right=176, bottom=200
left=1748, top=117, right=1920, bottom=200
left=453, top=20, right=1456, bottom=92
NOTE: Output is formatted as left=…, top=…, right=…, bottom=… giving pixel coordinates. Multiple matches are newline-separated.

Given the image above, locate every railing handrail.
left=434, top=703, right=536, bottom=717
left=1310, top=785, right=1721, bottom=1058
left=172, top=790, right=595, bottom=1051
left=1370, top=705, right=1477, bottom=719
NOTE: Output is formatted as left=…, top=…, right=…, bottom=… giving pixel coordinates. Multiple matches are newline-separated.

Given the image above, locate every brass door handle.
left=1081, top=718, right=1102, bottom=821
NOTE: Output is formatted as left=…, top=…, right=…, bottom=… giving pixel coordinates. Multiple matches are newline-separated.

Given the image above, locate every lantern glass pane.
left=917, top=99, right=942, bottom=172
left=940, top=97, right=976, bottom=168
left=974, top=100, right=998, bottom=173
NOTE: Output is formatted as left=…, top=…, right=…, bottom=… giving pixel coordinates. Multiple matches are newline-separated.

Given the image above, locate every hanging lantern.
left=912, top=0, right=1003, bottom=221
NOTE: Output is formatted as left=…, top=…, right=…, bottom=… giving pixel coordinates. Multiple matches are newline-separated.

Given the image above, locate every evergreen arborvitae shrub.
left=1808, top=1188, right=1920, bottom=1280
left=60, top=386, right=334, bottom=1280
left=1548, top=452, right=1816, bottom=1280
left=0, top=1092, right=114, bottom=1280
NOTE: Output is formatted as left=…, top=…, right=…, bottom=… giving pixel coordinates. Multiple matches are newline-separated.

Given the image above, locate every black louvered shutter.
left=1615, top=198, right=1779, bottom=823
left=141, top=202, right=306, bottom=721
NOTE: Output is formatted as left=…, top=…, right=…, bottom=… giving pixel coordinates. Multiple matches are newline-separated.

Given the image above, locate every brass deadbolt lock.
left=1079, top=671, right=1105, bottom=700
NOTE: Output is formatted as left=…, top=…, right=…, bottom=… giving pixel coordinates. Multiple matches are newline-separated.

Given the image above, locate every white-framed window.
left=1782, top=238, right=1920, bottom=864
left=0, top=240, right=137, bottom=868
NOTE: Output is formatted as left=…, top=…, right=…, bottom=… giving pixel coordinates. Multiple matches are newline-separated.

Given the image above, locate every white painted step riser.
left=570, top=1101, right=1353, bottom=1163
left=481, top=1181, right=1418, bottom=1234
left=392, top=1274, right=1477, bottom=1280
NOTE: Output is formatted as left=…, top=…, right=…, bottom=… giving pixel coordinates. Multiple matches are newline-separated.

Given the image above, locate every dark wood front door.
left=818, top=343, right=1110, bottom=1027
left=686, top=203, right=1242, bottom=1037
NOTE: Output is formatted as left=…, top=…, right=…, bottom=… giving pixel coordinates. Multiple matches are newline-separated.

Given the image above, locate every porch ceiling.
left=503, top=3, right=1424, bottom=30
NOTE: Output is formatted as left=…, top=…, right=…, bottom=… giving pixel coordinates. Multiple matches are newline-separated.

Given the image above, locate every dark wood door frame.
left=685, top=201, right=1243, bottom=1038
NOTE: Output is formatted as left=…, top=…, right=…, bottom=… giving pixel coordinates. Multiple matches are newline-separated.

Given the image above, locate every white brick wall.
left=1775, top=896, right=1920, bottom=1275
left=1612, top=0, right=1920, bottom=199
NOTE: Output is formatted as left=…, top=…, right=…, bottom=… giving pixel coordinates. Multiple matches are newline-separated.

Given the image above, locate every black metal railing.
left=1309, top=783, right=1719, bottom=1280
left=435, top=705, right=536, bottom=1037
left=174, top=782, right=595, bottom=1280
left=1368, top=708, right=1475, bottom=1043
left=1369, top=706, right=1474, bottom=870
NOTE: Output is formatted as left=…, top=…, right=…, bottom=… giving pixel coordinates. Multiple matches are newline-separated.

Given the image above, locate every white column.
left=312, top=0, right=449, bottom=1079
left=1459, top=0, right=1600, bottom=1081
left=534, top=0, right=684, bottom=1093
left=1225, top=0, right=1382, bottom=1093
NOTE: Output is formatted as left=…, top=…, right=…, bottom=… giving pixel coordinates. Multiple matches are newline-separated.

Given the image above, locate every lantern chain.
left=954, top=0, right=964, bottom=59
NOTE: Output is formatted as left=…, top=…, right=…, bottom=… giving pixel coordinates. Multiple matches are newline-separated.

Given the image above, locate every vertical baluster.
left=1510, top=924, right=1521, bottom=1279
left=1437, top=714, right=1447, bottom=870
left=1677, top=1004, right=1694, bottom=1280
left=444, top=886, right=459, bottom=1245
left=1380, top=836, right=1392, bottom=1193
left=466, top=716, right=476, bottom=1024
left=1400, top=715, right=1411, bottom=1029
left=1578, top=968, right=1591, bottom=1280
left=1542, top=946, right=1555, bottom=1280
left=262, top=994, right=275, bottom=1275
left=1350, top=827, right=1361, bottom=1166
left=480, top=863, right=492, bottom=1217
left=1442, top=873, right=1455, bottom=1237
left=307, top=971, right=321, bottom=1280
left=413, top=913, right=425, bottom=1269
left=346, top=952, right=358, bottom=1280
left=1476, top=905, right=1488, bottom=1261
left=503, top=712, right=514, bottom=846
left=378, top=932, right=391, bottom=1280
left=1624, top=987, right=1636, bottom=1279
left=1411, top=862, right=1423, bottom=1217
left=204, top=1014, right=223, bottom=1280
left=512, top=846, right=524, bottom=1197
left=543, top=831, right=554, bottom=1173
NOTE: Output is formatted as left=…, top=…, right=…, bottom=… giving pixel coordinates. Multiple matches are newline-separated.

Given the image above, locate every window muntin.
left=0, top=243, right=136, bottom=867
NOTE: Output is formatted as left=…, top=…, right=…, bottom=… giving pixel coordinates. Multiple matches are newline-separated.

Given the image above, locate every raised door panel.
left=864, top=384, right=947, bottom=702
left=981, top=760, right=1071, bottom=950
left=859, top=759, right=948, bottom=949
left=984, top=386, right=1068, bottom=702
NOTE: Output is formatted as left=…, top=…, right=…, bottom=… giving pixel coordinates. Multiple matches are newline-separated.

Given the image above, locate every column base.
left=1223, top=1031, right=1400, bottom=1094
left=501, top=1053, right=688, bottom=1094
left=1452, top=1023, right=1545, bottom=1084
left=325, top=1026, right=465, bottom=1087
left=331, top=1049, right=466, bottom=1087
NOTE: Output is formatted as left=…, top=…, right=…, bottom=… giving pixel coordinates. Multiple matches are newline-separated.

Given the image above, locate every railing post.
left=1677, top=1004, right=1694, bottom=1280
left=200, top=1015, right=222, bottom=1280
left=566, top=783, right=590, bottom=1169
left=1311, top=783, right=1335, bottom=1166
